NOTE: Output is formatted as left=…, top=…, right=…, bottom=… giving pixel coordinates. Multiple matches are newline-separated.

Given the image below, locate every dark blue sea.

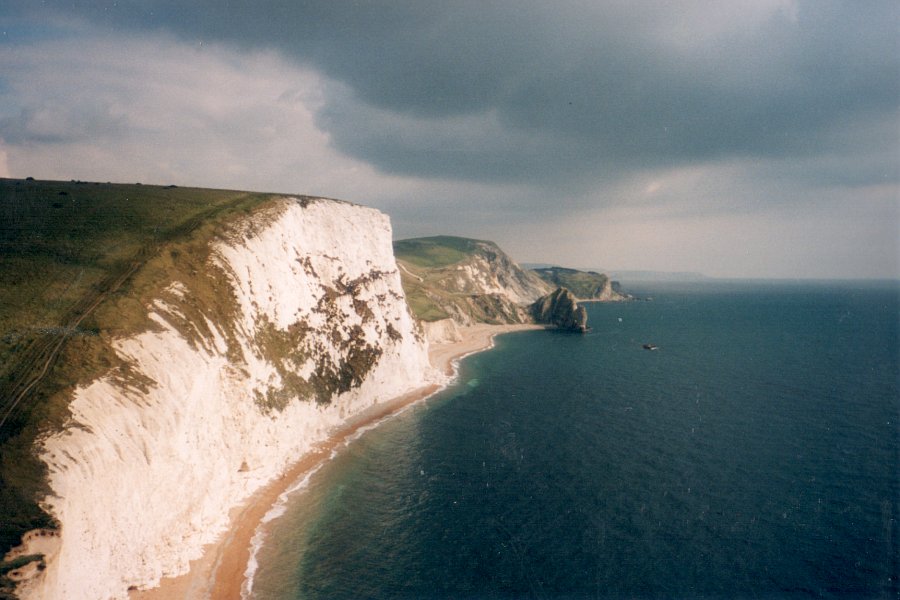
left=250, top=280, right=899, bottom=599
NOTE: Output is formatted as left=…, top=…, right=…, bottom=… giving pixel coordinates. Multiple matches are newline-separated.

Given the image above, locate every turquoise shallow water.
left=251, top=281, right=899, bottom=599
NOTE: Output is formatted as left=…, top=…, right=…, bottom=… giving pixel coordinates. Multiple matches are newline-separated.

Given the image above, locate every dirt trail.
left=0, top=260, right=142, bottom=433
left=0, top=200, right=239, bottom=435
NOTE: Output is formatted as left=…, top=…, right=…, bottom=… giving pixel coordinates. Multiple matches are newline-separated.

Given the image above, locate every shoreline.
left=130, top=322, right=540, bottom=599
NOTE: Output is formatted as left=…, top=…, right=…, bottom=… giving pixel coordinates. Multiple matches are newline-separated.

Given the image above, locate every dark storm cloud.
left=3, top=0, right=897, bottom=188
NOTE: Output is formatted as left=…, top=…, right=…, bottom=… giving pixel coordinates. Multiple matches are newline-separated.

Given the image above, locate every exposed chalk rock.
left=18, top=197, right=438, bottom=600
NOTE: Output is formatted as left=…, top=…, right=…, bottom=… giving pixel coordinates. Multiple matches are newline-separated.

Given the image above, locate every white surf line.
left=240, top=331, right=515, bottom=598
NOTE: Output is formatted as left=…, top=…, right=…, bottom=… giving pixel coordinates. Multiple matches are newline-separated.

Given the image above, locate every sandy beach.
left=130, top=322, right=539, bottom=600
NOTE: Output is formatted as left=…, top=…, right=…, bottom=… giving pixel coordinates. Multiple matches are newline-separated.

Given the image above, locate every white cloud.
left=0, top=33, right=411, bottom=200
left=649, top=0, right=799, bottom=48
left=0, top=25, right=895, bottom=279
left=0, top=144, right=10, bottom=177
left=495, top=162, right=899, bottom=279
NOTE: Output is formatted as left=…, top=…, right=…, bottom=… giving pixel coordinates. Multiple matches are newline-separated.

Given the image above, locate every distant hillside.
left=393, top=236, right=550, bottom=325
left=393, top=236, right=490, bottom=269
left=531, top=266, right=629, bottom=301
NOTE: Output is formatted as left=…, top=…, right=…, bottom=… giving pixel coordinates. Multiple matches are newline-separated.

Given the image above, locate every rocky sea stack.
left=530, top=287, right=589, bottom=332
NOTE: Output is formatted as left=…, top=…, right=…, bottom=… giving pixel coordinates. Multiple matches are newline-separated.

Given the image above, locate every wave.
left=240, top=372, right=462, bottom=599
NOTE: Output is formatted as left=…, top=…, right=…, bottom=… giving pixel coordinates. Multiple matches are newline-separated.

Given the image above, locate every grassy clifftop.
left=0, top=178, right=279, bottom=583
left=393, top=236, right=495, bottom=269
left=0, top=179, right=275, bottom=378
left=531, top=266, right=629, bottom=301
left=393, top=236, right=549, bottom=325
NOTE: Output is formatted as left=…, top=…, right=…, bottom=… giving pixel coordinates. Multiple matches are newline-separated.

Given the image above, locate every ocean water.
left=250, top=280, right=899, bottom=599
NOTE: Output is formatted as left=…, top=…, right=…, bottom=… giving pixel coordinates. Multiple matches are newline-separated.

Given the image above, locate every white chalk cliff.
left=14, top=198, right=438, bottom=599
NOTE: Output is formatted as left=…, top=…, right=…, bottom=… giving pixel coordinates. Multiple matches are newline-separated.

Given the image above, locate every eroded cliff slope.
left=531, top=266, right=630, bottom=301
left=1, top=189, right=436, bottom=599
left=393, top=236, right=550, bottom=329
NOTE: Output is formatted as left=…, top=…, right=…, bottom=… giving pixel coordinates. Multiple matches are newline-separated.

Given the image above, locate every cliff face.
left=424, top=240, right=548, bottom=304
left=530, top=287, right=589, bottom=332
left=531, top=267, right=630, bottom=301
left=394, top=236, right=550, bottom=328
left=11, top=198, right=436, bottom=599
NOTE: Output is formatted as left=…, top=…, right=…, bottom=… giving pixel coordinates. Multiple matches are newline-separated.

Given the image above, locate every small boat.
left=642, top=343, right=659, bottom=350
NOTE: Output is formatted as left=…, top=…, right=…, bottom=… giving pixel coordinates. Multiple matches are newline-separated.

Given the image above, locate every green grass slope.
left=531, top=266, right=613, bottom=300
left=393, top=235, right=494, bottom=269
left=0, top=178, right=283, bottom=586
left=394, top=236, right=494, bottom=321
left=393, top=236, right=543, bottom=325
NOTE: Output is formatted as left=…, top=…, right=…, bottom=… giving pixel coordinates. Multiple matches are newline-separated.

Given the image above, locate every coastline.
left=130, top=322, right=540, bottom=600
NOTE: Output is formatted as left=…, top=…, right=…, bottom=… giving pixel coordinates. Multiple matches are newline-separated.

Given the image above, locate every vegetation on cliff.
left=531, top=266, right=629, bottom=301
left=0, top=181, right=611, bottom=595
left=0, top=178, right=286, bottom=585
left=0, top=179, right=390, bottom=590
left=393, top=236, right=549, bottom=325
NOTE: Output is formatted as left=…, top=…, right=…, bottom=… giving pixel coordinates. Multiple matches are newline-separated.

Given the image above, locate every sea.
left=248, top=280, right=899, bottom=599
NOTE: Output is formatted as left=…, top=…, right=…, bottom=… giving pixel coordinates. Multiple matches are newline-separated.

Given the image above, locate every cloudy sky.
left=1, top=1, right=897, bottom=278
